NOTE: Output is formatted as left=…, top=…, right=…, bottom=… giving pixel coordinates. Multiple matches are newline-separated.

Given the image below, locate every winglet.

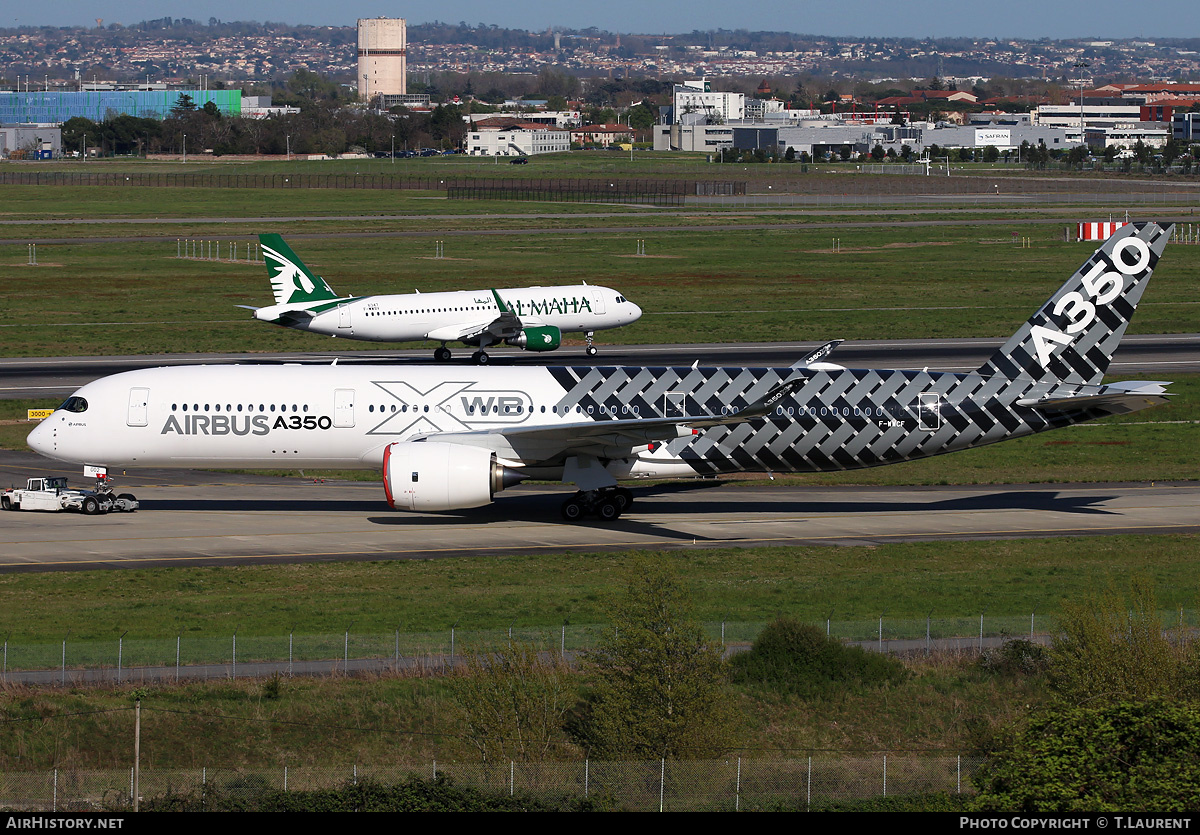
left=491, top=289, right=512, bottom=314
left=684, top=376, right=806, bottom=428
left=792, top=339, right=844, bottom=369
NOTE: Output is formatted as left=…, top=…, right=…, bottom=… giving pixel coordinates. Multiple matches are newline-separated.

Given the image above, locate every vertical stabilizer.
left=975, top=221, right=1172, bottom=387
left=259, top=234, right=340, bottom=305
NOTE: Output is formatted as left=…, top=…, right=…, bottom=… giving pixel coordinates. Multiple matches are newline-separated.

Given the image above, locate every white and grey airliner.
left=29, top=224, right=1174, bottom=522
left=244, top=234, right=642, bottom=363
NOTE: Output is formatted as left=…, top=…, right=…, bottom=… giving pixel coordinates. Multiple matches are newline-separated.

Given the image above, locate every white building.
left=1033, top=103, right=1154, bottom=146
left=672, top=79, right=744, bottom=123
left=654, top=122, right=735, bottom=152
left=358, top=17, right=407, bottom=102
left=467, top=125, right=571, bottom=156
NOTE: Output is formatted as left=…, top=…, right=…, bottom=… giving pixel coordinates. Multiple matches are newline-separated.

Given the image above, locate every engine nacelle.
left=507, top=325, right=562, bottom=352
left=382, top=442, right=523, bottom=512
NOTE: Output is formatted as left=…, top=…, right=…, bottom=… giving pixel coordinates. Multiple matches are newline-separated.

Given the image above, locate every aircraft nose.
left=26, top=418, right=53, bottom=456
left=628, top=301, right=643, bottom=322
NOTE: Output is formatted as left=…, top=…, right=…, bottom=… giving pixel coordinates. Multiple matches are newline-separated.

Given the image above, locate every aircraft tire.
left=473, top=351, right=490, bottom=365
left=586, top=345, right=598, bottom=357
left=595, top=497, right=622, bottom=522
left=613, top=488, right=633, bottom=512
left=434, top=347, right=452, bottom=362
left=560, top=497, right=586, bottom=522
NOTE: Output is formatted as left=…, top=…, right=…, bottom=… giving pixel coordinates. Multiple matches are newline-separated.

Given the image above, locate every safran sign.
left=974, top=129, right=1011, bottom=147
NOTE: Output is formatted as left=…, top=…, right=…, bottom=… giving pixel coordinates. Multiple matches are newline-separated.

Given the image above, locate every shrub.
left=977, top=639, right=1049, bottom=678
left=731, top=618, right=908, bottom=697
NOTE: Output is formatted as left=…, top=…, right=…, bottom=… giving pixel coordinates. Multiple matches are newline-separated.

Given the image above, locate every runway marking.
left=1, top=523, right=1196, bottom=570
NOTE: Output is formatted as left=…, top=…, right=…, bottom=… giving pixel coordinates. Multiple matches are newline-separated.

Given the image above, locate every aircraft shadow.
left=138, top=499, right=387, bottom=512
left=140, top=488, right=1118, bottom=525
left=632, top=491, right=1122, bottom=517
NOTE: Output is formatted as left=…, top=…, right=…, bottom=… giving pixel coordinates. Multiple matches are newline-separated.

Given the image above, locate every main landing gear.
left=560, top=487, right=633, bottom=523
left=433, top=346, right=492, bottom=365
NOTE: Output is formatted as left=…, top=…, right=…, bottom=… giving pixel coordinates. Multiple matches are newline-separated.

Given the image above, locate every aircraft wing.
left=425, top=319, right=505, bottom=342
left=427, top=290, right=526, bottom=343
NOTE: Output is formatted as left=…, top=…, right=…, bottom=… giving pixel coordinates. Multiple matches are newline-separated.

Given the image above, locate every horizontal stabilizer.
left=1017, top=381, right=1172, bottom=416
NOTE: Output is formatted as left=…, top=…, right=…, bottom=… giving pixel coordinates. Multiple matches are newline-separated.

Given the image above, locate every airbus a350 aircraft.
left=244, top=234, right=642, bottom=363
left=29, top=223, right=1174, bottom=522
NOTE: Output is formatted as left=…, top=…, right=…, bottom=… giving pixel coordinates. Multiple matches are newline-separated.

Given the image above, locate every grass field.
left=3, top=218, right=1198, bottom=357
left=0, top=537, right=1187, bottom=769
left=1, top=538, right=1197, bottom=643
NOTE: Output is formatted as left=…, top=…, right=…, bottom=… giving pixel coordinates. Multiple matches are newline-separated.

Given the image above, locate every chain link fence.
left=0, top=755, right=984, bottom=811
left=5, top=608, right=1195, bottom=686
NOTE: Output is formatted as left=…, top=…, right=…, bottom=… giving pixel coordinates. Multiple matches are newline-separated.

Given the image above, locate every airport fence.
left=0, top=754, right=984, bottom=811
left=0, top=170, right=744, bottom=204
left=6, top=609, right=1197, bottom=686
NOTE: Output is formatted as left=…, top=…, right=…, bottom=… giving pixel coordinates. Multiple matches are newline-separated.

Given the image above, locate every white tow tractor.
left=2, top=475, right=138, bottom=514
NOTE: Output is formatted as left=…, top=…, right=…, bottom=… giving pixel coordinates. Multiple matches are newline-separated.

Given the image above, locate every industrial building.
left=0, top=88, right=241, bottom=123
left=0, top=123, right=60, bottom=158
left=358, top=17, right=407, bottom=102
left=1174, top=112, right=1200, bottom=141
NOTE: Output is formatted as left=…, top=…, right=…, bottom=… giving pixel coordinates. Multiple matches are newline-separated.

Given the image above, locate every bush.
left=130, top=774, right=599, bottom=812
left=731, top=618, right=908, bottom=697
left=978, top=639, right=1049, bottom=678
left=972, top=700, right=1200, bottom=812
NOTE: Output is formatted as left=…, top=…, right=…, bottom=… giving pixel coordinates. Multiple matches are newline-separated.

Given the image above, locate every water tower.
left=357, top=18, right=407, bottom=101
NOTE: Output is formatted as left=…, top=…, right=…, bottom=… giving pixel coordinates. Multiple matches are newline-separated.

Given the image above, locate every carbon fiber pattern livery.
left=544, top=222, right=1173, bottom=478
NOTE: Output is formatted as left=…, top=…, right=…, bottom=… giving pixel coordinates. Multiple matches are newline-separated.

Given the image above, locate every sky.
left=7, top=0, right=1198, bottom=40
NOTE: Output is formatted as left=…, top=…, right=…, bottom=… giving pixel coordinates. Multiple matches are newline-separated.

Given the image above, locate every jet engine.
left=506, top=325, right=562, bottom=352
left=382, top=442, right=524, bottom=512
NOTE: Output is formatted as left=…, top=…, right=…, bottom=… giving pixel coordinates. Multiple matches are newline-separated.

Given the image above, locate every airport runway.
left=1, top=334, right=1197, bottom=400
left=1, top=451, right=1196, bottom=572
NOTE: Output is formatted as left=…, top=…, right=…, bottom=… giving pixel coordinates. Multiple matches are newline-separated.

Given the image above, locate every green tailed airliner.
left=244, top=234, right=641, bottom=363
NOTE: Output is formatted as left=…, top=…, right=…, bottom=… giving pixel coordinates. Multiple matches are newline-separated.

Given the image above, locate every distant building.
left=380, top=93, right=430, bottom=111
left=1174, top=111, right=1200, bottom=141
left=1035, top=102, right=1168, bottom=147
left=570, top=124, right=633, bottom=147
left=241, top=96, right=299, bottom=119
left=0, top=123, right=60, bottom=158
left=653, top=122, right=735, bottom=152
left=672, top=79, right=744, bottom=123
left=358, top=17, right=407, bottom=102
left=467, top=124, right=571, bottom=156
left=0, top=90, right=241, bottom=123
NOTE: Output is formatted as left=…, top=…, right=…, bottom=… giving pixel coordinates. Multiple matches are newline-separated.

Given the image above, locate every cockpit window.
left=58, top=396, right=88, bottom=413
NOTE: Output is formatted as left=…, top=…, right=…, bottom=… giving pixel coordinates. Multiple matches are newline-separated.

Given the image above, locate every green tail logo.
left=259, top=234, right=340, bottom=305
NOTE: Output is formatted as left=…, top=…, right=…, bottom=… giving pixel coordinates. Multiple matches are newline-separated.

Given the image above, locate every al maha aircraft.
left=243, top=234, right=642, bottom=363
left=29, top=223, right=1174, bottom=522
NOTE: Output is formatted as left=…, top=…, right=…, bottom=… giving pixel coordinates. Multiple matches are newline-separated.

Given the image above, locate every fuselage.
left=27, top=362, right=1111, bottom=481
left=255, top=285, right=641, bottom=343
